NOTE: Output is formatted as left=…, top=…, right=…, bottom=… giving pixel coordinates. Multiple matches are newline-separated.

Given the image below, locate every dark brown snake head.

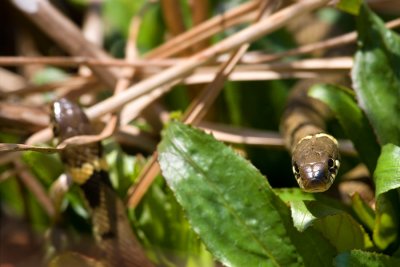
left=51, top=98, right=93, bottom=141
left=51, top=98, right=104, bottom=185
left=291, top=133, right=340, bottom=192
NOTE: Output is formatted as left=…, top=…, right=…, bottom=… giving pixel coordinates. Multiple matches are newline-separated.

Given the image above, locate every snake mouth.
left=301, top=177, right=331, bottom=192
left=298, top=162, right=333, bottom=192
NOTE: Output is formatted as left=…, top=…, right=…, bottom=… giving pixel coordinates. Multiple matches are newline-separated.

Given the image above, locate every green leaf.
left=288, top=198, right=372, bottom=251
left=311, top=210, right=373, bottom=252
left=22, top=151, right=64, bottom=186
left=336, top=0, right=362, bottom=15
left=372, top=144, right=400, bottom=250
left=290, top=201, right=317, bottom=232
left=373, top=190, right=400, bottom=250
left=103, top=0, right=147, bottom=37
left=158, top=122, right=335, bottom=267
left=138, top=3, right=165, bottom=53
left=308, top=84, right=380, bottom=173
left=374, top=144, right=400, bottom=196
left=335, top=250, right=400, bottom=267
left=352, top=5, right=400, bottom=146
left=32, top=67, right=68, bottom=85
left=351, top=193, right=375, bottom=231
left=132, top=176, right=215, bottom=267
left=275, top=188, right=316, bottom=203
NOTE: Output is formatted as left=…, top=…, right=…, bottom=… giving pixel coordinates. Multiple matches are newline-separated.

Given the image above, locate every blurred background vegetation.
left=0, top=0, right=399, bottom=266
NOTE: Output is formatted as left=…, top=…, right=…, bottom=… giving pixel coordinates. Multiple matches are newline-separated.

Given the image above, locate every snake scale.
left=281, top=79, right=341, bottom=192
left=51, top=98, right=154, bottom=267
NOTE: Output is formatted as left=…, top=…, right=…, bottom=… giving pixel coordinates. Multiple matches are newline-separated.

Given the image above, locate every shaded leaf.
left=308, top=84, right=380, bottom=173
left=372, top=145, right=400, bottom=250
left=335, top=250, right=400, bottom=267
left=351, top=193, right=375, bottom=231
left=374, top=144, right=400, bottom=196
left=137, top=3, right=165, bottom=53
left=131, top=176, right=215, bottom=267
left=22, top=151, right=64, bottom=186
left=311, top=211, right=373, bottom=252
left=158, top=122, right=335, bottom=267
left=103, top=0, right=147, bottom=37
left=373, top=190, right=400, bottom=250
left=352, top=5, right=400, bottom=146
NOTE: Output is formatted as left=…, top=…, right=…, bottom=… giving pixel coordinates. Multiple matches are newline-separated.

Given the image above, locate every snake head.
left=292, top=133, right=340, bottom=192
left=51, top=98, right=93, bottom=142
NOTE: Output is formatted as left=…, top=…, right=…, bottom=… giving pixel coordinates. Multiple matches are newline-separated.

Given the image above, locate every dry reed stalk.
left=250, top=17, right=400, bottom=62
left=23, top=0, right=329, bottom=147
left=126, top=0, right=281, bottom=208
left=9, top=0, right=118, bottom=87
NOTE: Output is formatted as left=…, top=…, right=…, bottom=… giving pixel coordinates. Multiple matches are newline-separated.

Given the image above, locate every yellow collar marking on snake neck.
left=67, top=158, right=108, bottom=185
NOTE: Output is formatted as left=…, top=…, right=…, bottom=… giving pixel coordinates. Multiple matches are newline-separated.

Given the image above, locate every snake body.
left=281, top=80, right=340, bottom=192
left=51, top=98, right=154, bottom=267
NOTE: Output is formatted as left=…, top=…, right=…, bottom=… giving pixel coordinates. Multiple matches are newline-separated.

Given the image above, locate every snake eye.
left=52, top=124, right=60, bottom=136
left=327, top=158, right=337, bottom=173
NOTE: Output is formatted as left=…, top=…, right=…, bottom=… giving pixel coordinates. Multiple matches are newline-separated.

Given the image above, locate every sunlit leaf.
left=32, top=67, right=68, bottom=85
left=352, top=5, right=400, bottom=146
left=374, top=144, right=400, bottom=196
left=158, top=122, right=335, bottom=267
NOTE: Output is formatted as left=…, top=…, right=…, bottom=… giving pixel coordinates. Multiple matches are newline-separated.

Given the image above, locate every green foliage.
left=22, top=151, right=64, bottom=186
left=351, top=193, right=375, bottom=231
left=137, top=3, right=165, bottom=54
left=132, top=176, right=215, bottom=267
left=155, top=5, right=400, bottom=266
left=308, top=5, right=400, bottom=253
left=373, top=144, right=400, bottom=197
left=335, top=250, right=400, bottom=267
left=352, top=5, right=400, bottom=146
left=32, top=67, right=69, bottom=85
left=2, top=1, right=400, bottom=267
left=336, top=0, right=362, bottom=15
left=103, top=0, right=147, bottom=37
left=158, top=121, right=336, bottom=267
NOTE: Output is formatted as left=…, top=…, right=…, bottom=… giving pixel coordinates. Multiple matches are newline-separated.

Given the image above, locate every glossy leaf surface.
left=373, top=144, right=400, bottom=196
left=158, top=122, right=335, bottom=267
left=352, top=5, right=400, bottom=146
